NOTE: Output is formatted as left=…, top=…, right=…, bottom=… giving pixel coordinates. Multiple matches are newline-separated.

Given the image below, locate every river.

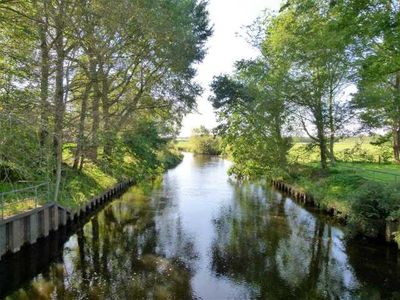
left=1, top=153, right=400, bottom=299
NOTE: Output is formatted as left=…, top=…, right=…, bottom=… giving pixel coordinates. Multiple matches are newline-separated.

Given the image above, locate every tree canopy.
left=210, top=0, right=400, bottom=177
left=0, top=0, right=212, bottom=200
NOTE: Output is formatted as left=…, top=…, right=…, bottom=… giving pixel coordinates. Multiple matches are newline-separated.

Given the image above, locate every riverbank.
left=1, top=146, right=183, bottom=216
left=54, top=147, right=183, bottom=210
left=0, top=147, right=183, bottom=260
left=4, top=153, right=400, bottom=299
left=274, top=163, right=400, bottom=247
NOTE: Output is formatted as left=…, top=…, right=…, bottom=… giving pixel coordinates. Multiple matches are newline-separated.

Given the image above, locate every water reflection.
left=7, top=185, right=196, bottom=299
left=211, top=181, right=400, bottom=299
left=3, top=153, right=400, bottom=299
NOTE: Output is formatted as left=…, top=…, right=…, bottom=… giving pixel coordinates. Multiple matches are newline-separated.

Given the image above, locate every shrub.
left=0, top=161, right=25, bottom=182
left=191, top=135, right=221, bottom=155
left=158, top=147, right=183, bottom=169
left=348, top=182, right=397, bottom=239
left=189, top=126, right=222, bottom=155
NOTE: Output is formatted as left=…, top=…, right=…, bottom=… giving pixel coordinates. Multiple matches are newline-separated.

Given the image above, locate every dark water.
left=2, top=153, right=400, bottom=299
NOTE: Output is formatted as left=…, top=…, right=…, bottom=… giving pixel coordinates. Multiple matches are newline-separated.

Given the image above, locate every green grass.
left=1, top=145, right=183, bottom=215
left=0, top=182, right=50, bottom=217
left=332, top=162, right=400, bottom=183
left=287, top=136, right=400, bottom=185
left=281, top=136, right=400, bottom=220
left=57, top=162, right=118, bottom=209
left=289, top=136, right=392, bottom=165
left=286, top=164, right=367, bottom=217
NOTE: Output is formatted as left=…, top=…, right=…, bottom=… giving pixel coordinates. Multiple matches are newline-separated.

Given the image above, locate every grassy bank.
left=285, top=164, right=366, bottom=217
left=59, top=146, right=183, bottom=209
left=1, top=145, right=183, bottom=215
left=278, top=151, right=400, bottom=245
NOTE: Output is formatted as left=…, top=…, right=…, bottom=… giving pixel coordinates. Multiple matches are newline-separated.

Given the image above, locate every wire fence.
left=0, top=112, right=54, bottom=219
left=0, top=182, right=50, bottom=219
left=334, top=164, right=400, bottom=183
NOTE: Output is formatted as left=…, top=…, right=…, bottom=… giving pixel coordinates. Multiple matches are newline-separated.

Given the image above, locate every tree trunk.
left=89, top=57, right=101, bottom=162
left=102, top=104, right=113, bottom=158
left=318, top=128, right=328, bottom=170
left=394, top=73, right=400, bottom=163
left=315, top=104, right=328, bottom=170
left=328, top=91, right=336, bottom=165
left=393, top=125, right=400, bottom=162
left=73, top=82, right=91, bottom=169
left=53, top=1, right=65, bottom=203
left=274, top=114, right=287, bottom=168
left=38, top=2, right=50, bottom=147
left=101, top=67, right=113, bottom=158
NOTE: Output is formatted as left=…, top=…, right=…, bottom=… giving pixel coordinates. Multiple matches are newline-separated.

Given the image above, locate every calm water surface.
left=2, top=153, right=400, bottom=299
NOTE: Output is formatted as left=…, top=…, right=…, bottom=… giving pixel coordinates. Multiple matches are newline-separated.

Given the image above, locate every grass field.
left=288, top=136, right=400, bottom=183
left=289, top=136, right=392, bottom=164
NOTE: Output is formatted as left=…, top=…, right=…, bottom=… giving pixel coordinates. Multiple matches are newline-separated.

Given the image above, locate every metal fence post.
left=34, top=186, right=38, bottom=208
left=1, top=193, right=3, bottom=219
left=47, top=182, right=50, bottom=203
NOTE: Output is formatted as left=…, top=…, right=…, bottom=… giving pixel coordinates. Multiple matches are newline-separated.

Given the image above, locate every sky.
left=179, top=0, right=283, bottom=137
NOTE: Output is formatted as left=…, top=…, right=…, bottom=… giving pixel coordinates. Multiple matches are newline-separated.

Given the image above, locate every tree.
left=0, top=0, right=212, bottom=202
left=265, top=0, right=354, bottom=169
left=189, top=126, right=221, bottom=155
left=210, top=58, right=291, bottom=178
left=347, top=0, right=400, bottom=161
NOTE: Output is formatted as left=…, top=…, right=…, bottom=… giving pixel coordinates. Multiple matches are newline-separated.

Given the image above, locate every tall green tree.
left=347, top=0, right=400, bottom=161
left=210, top=58, right=291, bottom=178
left=266, top=0, right=354, bottom=169
left=0, top=0, right=212, bottom=201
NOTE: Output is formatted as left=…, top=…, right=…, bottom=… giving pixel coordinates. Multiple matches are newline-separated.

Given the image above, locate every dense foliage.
left=210, top=0, right=400, bottom=174
left=0, top=0, right=211, bottom=204
left=209, top=0, right=400, bottom=244
left=188, top=126, right=222, bottom=155
left=348, top=182, right=399, bottom=239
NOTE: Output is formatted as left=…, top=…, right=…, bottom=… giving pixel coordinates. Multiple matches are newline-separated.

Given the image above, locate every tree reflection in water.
left=211, top=182, right=379, bottom=299
left=5, top=154, right=400, bottom=300
left=9, top=185, right=197, bottom=299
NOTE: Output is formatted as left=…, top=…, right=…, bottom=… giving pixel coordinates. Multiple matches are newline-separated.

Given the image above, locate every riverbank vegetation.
left=210, top=0, right=400, bottom=244
left=176, top=126, right=222, bottom=155
left=0, top=0, right=211, bottom=212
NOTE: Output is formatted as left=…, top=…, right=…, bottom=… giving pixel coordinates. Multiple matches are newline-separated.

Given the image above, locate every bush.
left=188, top=126, right=222, bottom=155
left=191, top=135, right=221, bottom=155
left=158, top=147, right=183, bottom=169
left=0, top=161, right=25, bottom=182
left=348, top=182, right=398, bottom=239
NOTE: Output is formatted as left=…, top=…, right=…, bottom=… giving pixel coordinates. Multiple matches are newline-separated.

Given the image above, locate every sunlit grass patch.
left=2, top=198, right=38, bottom=218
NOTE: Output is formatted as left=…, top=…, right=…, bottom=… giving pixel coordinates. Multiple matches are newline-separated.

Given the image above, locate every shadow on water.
left=2, top=153, right=400, bottom=299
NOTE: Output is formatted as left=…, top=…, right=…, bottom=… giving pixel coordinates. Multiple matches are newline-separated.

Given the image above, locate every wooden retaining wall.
left=271, top=179, right=400, bottom=244
left=271, top=180, right=315, bottom=207
left=0, top=179, right=135, bottom=260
